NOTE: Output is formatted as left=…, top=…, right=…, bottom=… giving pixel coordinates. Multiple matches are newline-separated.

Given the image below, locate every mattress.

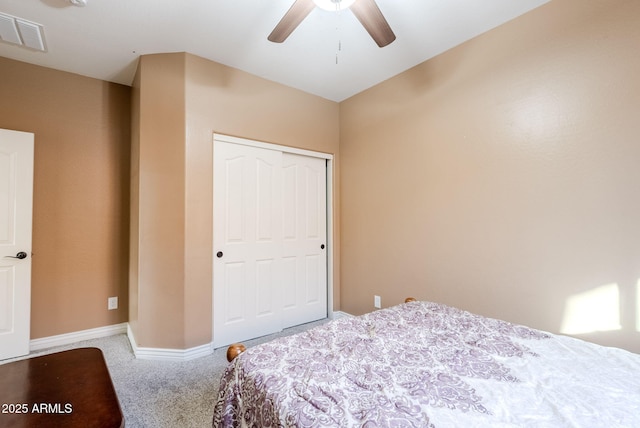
left=213, top=300, right=640, bottom=427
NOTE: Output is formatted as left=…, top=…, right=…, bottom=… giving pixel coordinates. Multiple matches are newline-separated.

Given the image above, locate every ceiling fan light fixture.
left=312, top=0, right=356, bottom=12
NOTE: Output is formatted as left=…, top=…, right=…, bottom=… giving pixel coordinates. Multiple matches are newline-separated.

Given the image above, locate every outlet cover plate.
left=108, top=296, right=118, bottom=310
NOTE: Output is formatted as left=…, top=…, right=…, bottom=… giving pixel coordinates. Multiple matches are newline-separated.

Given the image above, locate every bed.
left=212, top=299, right=640, bottom=427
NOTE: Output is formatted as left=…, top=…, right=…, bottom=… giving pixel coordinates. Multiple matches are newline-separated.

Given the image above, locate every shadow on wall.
left=560, top=281, right=640, bottom=339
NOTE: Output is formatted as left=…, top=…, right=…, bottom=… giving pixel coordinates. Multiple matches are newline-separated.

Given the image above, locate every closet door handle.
left=320, top=244, right=325, bottom=250
left=216, top=251, right=224, bottom=258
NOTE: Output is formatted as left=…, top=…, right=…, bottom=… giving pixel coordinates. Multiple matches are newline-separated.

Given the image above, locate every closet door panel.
left=213, top=141, right=282, bottom=347
left=281, top=153, right=327, bottom=328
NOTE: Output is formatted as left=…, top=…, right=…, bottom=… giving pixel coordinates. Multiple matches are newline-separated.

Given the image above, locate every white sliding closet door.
left=213, top=142, right=283, bottom=347
left=281, top=153, right=327, bottom=328
left=213, top=137, right=328, bottom=348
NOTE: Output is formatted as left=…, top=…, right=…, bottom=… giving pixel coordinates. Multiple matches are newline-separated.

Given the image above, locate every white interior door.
left=281, top=153, right=327, bottom=328
left=213, top=137, right=329, bottom=348
left=213, top=141, right=283, bottom=346
left=0, top=129, right=34, bottom=360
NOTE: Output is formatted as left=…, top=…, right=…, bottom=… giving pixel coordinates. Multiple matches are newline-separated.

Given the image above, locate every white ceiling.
left=0, top=0, right=549, bottom=102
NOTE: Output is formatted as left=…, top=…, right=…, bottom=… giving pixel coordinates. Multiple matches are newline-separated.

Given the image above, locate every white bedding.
left=213, top=301, right=640, bottom=427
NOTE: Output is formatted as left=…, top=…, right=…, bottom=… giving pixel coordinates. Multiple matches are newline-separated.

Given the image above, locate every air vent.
left=0, top=12, right=46, bottom=52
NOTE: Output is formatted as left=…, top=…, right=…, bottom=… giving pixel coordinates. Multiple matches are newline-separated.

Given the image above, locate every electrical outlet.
left=374, top=295, right=381, bottom=309
left=108, top=296, right=118, bottom=310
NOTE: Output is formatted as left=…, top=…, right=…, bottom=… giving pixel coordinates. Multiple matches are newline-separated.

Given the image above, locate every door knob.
left=5, top=251, right=27, bottom=259
left=320, top=244, right=325, bottom=250
left=216, top=251, right=223, bottom=258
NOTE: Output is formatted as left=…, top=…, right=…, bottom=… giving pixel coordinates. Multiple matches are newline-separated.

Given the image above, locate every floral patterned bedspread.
left=212, top=301, right=640, bottom=427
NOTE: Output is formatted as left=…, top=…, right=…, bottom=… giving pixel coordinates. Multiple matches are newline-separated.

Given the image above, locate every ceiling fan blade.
left=268, top=0, right=316, bottom=43
left=350, top=0, right=396, bottom=47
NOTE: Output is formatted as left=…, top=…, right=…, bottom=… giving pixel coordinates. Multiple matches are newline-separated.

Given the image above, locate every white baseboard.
left=126, top=324, right=213, bottom=361
left=30, top=323, right=128, bottom=352
left=30, top=317, right=350, bottom=361
left=332, top=310, right=353, bottom=319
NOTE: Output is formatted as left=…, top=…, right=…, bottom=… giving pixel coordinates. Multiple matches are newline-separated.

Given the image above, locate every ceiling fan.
left=268, top=0, right=396, bottom=48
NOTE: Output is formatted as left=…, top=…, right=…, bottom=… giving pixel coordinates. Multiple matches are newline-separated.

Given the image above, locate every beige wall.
left=129, top=54, right=187, bottom=348
left=0, top=57, right=130, bottom=339
left=340, top=0, right=640, bottom=352
left=130, top=53, right=340, bottom=349
left=4, top=0, right=637, bottom=354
